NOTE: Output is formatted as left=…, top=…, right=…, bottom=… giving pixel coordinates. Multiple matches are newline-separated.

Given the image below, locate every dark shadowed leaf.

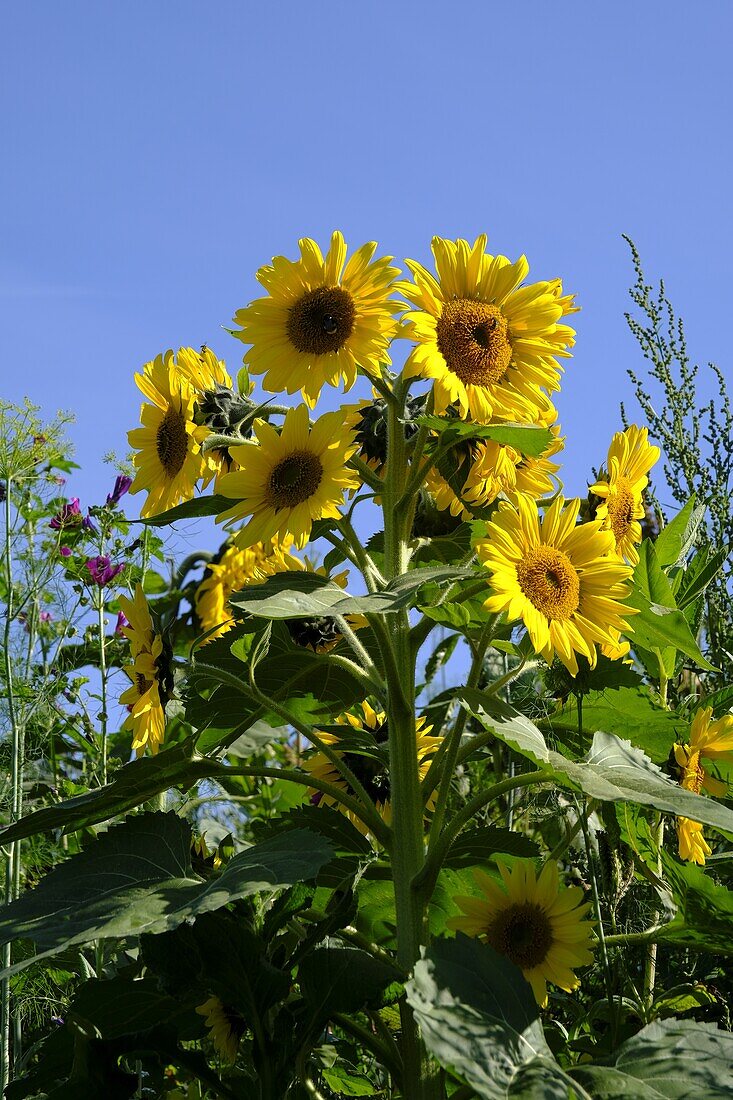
left=0, top=814, right=332, bottom=978
left=406, top=936, right=566, bottom=1099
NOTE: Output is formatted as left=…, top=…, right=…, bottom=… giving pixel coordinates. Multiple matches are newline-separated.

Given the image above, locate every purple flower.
left=39, top=611, right=53, bottom=623
left=49, top=498, right=82, bottom=530
left=60, top=546, right=72, bottom=558
left=82, top=512, right=98, bottom=534
left=115, top=610, right=129, bottom=635
left=85, top=555, right=125, bottom=588
left=106, top=475, right=133, bottom=506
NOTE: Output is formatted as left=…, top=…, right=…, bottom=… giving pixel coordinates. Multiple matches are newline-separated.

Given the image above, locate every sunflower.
left=232, top=232, right=402, bottom=407
left=674, top=706, right=733, bottom=865
left=447, top=860, right=595, bottom=1006
left=589, top=425, right=660, bottom=564
left=303, top=701, right=441, bottom=837
left=175, top=345, right=232, bottom=392
left=397, top=235, right=576, bottom=423
left=196, top=996, right=245, bottom=1062
left=215, top=405, right=359, bottom=549
left=119, top=638, right=169, bottom=756
left=117, top=584, right=157, bottom=653
left=195, top=537, right=300, bottom=643
left=128, top=352, right=208, bottom=518
left=476, top=494, right=636, bottom=675
left=117, top=584, right=171, bottom=756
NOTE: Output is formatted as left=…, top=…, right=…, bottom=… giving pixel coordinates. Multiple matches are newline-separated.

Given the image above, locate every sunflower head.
left=589, top=425, right=661, bottom=563
left=215, top=405, right=359, bottom=549
left=303, top=702, right=440, bottom=837
left=447, top=860, right=595, bottom=1006
left=128, top=351, right=208, bottom=518
left=347, top=391, right=427, bottom=475
left=398, top=235, right=576, bottom=424
left=477, top=494, right=636, bottom=676
left=232, top=232, right=402, bottom=406
left=672, top=708, right=733, bottom=864
left=196, top=996, right=245, bottom=1063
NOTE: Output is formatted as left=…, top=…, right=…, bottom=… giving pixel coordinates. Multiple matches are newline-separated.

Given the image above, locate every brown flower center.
left=156, top=404, right=189, bottom=479
left=267, top=451, right=323, bottom=510
left=516, top=545, right=580, bottom=621
left=487, top=901, right=554, bottom=970
left=436, top=299, right=512, bottom=386
left=606, top=477, right=637, bottom=546
left=287, top=286, right=356, bottom=355
left=134, top=672, right=152, bottom=696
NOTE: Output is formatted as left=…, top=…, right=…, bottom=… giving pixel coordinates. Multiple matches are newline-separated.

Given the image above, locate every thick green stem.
left=380, top=386, right=441, bottom=1098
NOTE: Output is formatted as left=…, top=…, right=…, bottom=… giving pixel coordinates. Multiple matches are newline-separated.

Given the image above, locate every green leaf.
left=676, top=545, right=729, bottom=610
left=0, top=814, right=333, bottom=978
left=69, top=977, right=192, bottom=1040
left=658, top=852, right=733, bottom=954
left=321, top=1063, right=378, bottom=1095
left=544, top=687, right=682, bottom=764
left=412, top=524, right=474, bottom=565
left=444, top=827, right=539, bottom=869
left=461, top=690, right=733, bottom=837
left=137, top=494, right=233, bottom=526
left=570, top=1020, right=733, bottom=1098
left=652, top=984, right=717, bottom=1018
left=419, top=417, right=553, bottom=458
left=406, top=935, right=566, bottom=1099
left=298, top=936, right=401, bottom=1019
left=654, top=496, right=704, bottom=568
left=628, top=541, right=716, bottom=670
left=229, top=565, right=473, bottom=618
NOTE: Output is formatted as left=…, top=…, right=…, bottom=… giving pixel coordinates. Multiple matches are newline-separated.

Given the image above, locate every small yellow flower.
left=398, top=235, right=575, bottom=423
left=674, top=707, right=733, bottom=864
left=117, top=584, right=170, bottom=757
left=476, top=494, right=636, bottom=675
left=589, top=425, right=660, bottom=564
left=447, top=860, right=595, bottom=1007
left=216, top=405, right=359, bottom=549
left=233, top=231, right=402, bottom=406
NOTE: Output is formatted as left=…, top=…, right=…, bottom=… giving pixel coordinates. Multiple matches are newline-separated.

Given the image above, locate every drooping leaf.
left=0, top=814, right=333, bottom=978
left=461, top=691, right=733, bottom=837
left=406, top=935, right=566, bottom=1099
left=69, top=977, right=195, bottom=1040
left=658, top=852, right=733, bottom=954
left=544, top=687, right=683, bottom=763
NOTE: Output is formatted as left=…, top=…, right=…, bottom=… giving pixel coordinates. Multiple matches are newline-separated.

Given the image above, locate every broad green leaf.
left=628, top=542, right=715, bottom=669
left=137, top=494, right=233, bottom=526
left=544, top=687, right=683, bottom=763
left=461, top=691, right=733, bottom=837
left=0, top=814, right=333, bottom=979
left=632, top=539, right=677, bottom=609
left=570, top=1020, right=733, bottom=1098
left=69, top=977, right=194, bottom=1040
left=321, top=1064, right=378, bottom=1096
left=444, top=826, right=539, bottom=869
left=652, top=984, right=718, bottom=1018
left=418, top=416, right=553, bottom=458
left=406, top=936, right=567, bottom=1099
left=412, top=523, right=474, bottom=565
left=229, top=564, right=473, bottom=618
left=654, top=496, right=704, bottom=567
left=298, top=936, right=401, bottom=1019
left=658, top=852, right=733, bottom=954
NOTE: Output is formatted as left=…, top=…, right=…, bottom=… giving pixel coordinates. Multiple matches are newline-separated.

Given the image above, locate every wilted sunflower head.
left=347, top=392, right=428, bottom=474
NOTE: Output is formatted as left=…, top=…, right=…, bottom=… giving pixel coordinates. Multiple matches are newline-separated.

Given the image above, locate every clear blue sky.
left=2, top=3, right=731, bottom=547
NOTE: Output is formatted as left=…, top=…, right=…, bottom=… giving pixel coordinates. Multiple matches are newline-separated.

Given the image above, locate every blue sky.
left=2, top=2, right=731, bottom=554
